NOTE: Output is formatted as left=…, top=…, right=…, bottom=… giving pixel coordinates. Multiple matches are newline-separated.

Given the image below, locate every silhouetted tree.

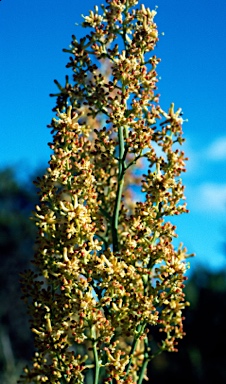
left=0, top=168, right=38, bottom=382
left=148, top=267, right=226, bottom=384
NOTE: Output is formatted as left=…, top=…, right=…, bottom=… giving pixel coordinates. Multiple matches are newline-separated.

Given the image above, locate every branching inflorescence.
left=19, top=1, right=191, bottom=383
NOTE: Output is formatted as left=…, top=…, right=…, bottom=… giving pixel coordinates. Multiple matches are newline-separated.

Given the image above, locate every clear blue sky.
left=1, top=0, right=226, bottom=271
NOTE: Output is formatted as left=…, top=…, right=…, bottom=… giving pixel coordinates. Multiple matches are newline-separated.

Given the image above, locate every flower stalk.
left=112, top=124, right=127, bottom=252
left=19, top=1, right=191, bottom=383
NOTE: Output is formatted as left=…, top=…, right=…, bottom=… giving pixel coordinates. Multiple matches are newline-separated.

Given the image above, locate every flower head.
left=19, top=1, right=191, bottom=383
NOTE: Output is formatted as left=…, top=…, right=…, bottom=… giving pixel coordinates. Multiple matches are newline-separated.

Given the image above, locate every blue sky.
left=1, top=0, right=226, bottom=271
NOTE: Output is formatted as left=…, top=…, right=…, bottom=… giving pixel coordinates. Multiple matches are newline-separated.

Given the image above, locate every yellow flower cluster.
left=19, top=1, right=191, bottom=383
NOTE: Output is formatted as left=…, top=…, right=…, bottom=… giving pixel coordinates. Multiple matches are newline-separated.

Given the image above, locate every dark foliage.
left=0, top=168, right=38, bottom=380
left=148, top=268, right=226, bottom=384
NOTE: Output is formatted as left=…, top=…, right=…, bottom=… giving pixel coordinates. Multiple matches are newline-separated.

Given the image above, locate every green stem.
left=126, top=151, right=143, bottom=170
left=112, top=125, right=126, bottom=252
left=112, top=177, right=124, bottom=252
left=125, top=323, right=146, bottom=377
left=118, top=125, right=125, bottom=175
left=138, top=358, right=149, bottom=384
left=91, top=326, right=100, bottom=384
left=137, top=336, right=149, bottom=384
left=93, top=342, right=100, bottom=384
left=138, top=348, right=163, bottom=384
left=111, top=0, right=130, bottom=252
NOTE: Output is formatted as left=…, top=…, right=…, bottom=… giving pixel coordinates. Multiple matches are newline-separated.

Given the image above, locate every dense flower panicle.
left=19, top=1, right=191, bottom=383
